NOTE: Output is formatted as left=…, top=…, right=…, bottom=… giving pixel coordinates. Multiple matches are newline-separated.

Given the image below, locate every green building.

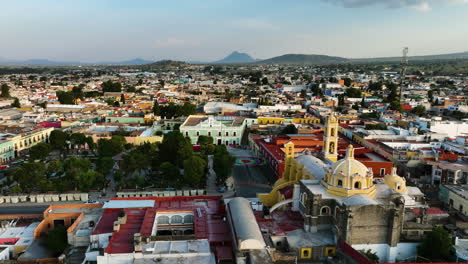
left=0, top=140, right=14, bottom=163
left=180, top=115, right=246, bottom=145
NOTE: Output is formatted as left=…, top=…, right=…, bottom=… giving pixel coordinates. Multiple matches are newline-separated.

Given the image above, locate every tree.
left=160, top=131, right=192, bottom=166
left=360, top=97, right=368, bottom=108
left=152, top=100, right=161, bottom=116
left=95, top=157, right=114, bottom=174
left=70, top=133, right=87, bottom=148
left=389, top=100, right=402, bottom=112
left=29, top=143, right=51, bottom=161
left=300, top=89, right=307, bottom=98
left=120, top=94, right=126, bottom=104
left=213, top=146, right=235, bottom=184
left=280, top=124, right=298, bottom=135
left=386, top=82, right=399, bottom=102
left=101, top=80, right=122, bottom=92
left=0, top=84, right=10, bottom=98
left=197, top=135, right=214, bottom=146
left=344, top=88, right=362, bottom=98
left=71, top=86, right=84, bottom=100
left=56, top=91, right=75, bottom=104
left=412, top=105, right=426, bottom=116
left=183, top=155, right=206, bottom=186
left=49, top=130, right=68, bottom=150
left=337, top=95, right=345, bottom=106
left=159, top=162, right=180, bottom=184
left=261, top=77, right=269, bottom=85
left=11, top=97, right=21, bottom=108
left=179, top=102, right=196, bottom=116
left=10, top=162, right=47, bottom=192
left=418, top=226, right=452, bottom=261
left=343, top=78, right=353, bottom=87
left=97, top=136, right=125, bottom=157
left=46, top=226, right=68, bottom=255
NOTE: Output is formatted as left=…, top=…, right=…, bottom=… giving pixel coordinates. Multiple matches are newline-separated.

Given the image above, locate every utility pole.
left=400, top=47, right=409, bottom=101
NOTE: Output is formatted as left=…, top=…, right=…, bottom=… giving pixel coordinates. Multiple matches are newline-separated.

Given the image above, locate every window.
left=218, top=132, right=221, bottom=137
left=330, top=128, right=335, bottom=137
left=460, top=205, right=464, bottom=213
left=337, top=180, right=343, bottom=187
left=354, top=181, right=361, bottom=189
left=185, top=132, right=188, bottom=136
left=196, top=131, right=199, bottom=136
left=380, top=168, right=385, bottom=176
left=171, top=215, right=183, bottom=224
left=208, top=132, right=211, bottom=136
left=225, top=132, right=229, bottom=136
left=233, top=132, right=237, bottom=136
left=184, top=215, right=194, bottom=224
left=157, top=215, right=170, bottom=225
left=301, top=248, right=312, bottom=259
left=300, top=192, right=308, bottom=205
left=320, top=206, right=331, bottom=216
left=325, top=247, right=336, bottom=257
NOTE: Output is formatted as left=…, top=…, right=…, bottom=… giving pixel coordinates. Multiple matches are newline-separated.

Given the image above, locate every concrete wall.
left=116, top=189, right=205, bottom=198
left=0, top=193, right=88, bottom=204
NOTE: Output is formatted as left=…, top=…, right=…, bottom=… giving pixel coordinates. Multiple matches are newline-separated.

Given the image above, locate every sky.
left=1, top=0, right=467, bottom=62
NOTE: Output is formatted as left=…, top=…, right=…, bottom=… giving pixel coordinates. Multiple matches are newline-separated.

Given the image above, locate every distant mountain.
left=0, top=58, right=154, bottom=66
left=212, top=51, right=256, bottom=64
left=257, top=54, right=349, bottom=65
left=352, top=51, right=468, bottom=63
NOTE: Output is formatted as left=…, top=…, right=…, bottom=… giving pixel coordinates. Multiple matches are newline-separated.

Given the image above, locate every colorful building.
left=180, top=115, right=246, bottom=145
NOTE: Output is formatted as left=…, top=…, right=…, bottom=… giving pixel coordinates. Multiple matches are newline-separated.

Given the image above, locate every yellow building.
left=322, top=114, right=338, bottom=162
left=257, top=117, right=284, bottom=125
left=321, top=145, right=376, bottom=198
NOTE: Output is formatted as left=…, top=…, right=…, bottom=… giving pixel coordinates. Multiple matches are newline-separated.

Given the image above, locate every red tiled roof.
left=412, top=208, right=447, bottom=216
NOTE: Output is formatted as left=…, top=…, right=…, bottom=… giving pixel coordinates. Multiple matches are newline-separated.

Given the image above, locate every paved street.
left=228, top=147, right=272, bottom=198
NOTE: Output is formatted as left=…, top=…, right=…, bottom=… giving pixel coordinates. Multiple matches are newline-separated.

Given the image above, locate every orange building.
left=34, top=203, right=102, bottom=239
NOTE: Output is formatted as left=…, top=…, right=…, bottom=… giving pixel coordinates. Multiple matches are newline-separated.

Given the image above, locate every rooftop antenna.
left=400, top=47, right=409, bottom=101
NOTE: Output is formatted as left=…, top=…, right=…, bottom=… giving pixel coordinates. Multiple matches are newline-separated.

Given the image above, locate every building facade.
left=180, top=115, right=246, bottom=145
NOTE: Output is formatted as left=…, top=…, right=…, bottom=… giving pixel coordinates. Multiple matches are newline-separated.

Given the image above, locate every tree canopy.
left=418, top=226, right=452, bottom=261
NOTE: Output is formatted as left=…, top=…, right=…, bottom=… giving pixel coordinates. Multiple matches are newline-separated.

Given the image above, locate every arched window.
left=171, top=215, right=183, bottom=224
left=329, top=142, right=335, bottom=154
left=320, top=206, right=331, bottom=216
left=183, top=215, right=194, bottom=224
left=157, top=215, right=169, bottom=225
left=354, top=181, right=361, bottom=189
left=337, top=180, right=343, bottom=187
left=300, top=192, right=308, bottom=205
left=330, top=128, right=335, bottom=137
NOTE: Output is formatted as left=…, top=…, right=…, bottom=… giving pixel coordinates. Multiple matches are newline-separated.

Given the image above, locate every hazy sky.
left=1, top=0, right=467, bottom=62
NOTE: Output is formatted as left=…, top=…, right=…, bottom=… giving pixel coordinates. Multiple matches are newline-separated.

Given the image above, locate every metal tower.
left=400, top=47, right=409, bottom=101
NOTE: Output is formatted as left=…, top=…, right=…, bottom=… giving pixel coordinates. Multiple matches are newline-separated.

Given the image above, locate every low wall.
left=0, top=193, right=88, bottom=204
left=116, top=189, right=206, bottom=198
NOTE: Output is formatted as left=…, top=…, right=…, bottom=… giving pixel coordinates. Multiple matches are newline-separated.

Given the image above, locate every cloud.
left=322, top=0, right=468, bottom=11
left=154, top=37, right=200, bottom=48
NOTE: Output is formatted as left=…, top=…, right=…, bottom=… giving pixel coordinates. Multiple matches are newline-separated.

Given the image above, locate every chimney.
left=134, top=233, right=142, bottom=251
left=113, top=221, right=120, bottom=232
left=118, top=210, right=127, bottom=225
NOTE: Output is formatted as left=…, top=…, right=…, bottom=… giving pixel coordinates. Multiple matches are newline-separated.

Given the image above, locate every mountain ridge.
left=1, top=51, right=468, bottom=66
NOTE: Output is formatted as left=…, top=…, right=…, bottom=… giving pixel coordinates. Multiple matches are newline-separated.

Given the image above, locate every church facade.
left=258, top=114, right=426, bottom=262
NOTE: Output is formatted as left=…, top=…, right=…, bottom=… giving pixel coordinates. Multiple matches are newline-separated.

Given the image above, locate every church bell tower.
left=323, top=113, right=338, bottom=162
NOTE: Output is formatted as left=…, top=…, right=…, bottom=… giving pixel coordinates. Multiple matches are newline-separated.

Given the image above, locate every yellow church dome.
left=322, top=145, right=376, bottom=198
left=384, top=167, right=407, bottom=193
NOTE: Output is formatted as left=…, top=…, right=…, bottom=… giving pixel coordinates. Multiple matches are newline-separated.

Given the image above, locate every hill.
left=352, top=51, right=468, bottom=63
left=213, top=51, right=256, bottom=64
left=257, top=54, right=349, bottom=65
